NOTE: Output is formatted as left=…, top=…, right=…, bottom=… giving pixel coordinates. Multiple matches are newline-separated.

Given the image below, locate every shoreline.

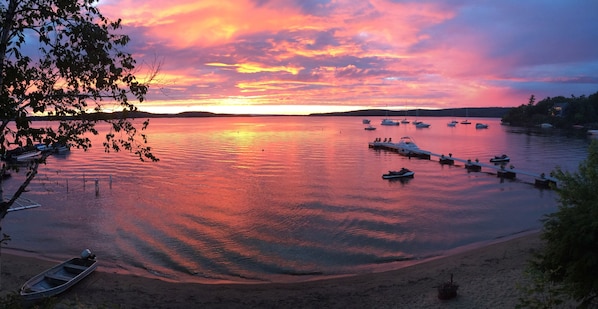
left=1, top=231, right=543, bottom=308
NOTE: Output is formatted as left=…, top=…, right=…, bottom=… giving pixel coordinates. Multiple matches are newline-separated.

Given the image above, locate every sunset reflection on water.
left=4, top=116, right=590, bottom=283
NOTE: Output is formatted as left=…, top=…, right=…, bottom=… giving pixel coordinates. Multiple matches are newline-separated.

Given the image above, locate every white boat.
left=447, top=120, right=458, bottom=127
left=382, top=168, right=415, bottom=179
left=362, top=119, right=371, bottom=124
left=400, top=118, right=410, bottom=124
left=395, top=136, right=422, bottom=155
left=15, top=150, right=42, bottom=162
left=415, top=122, right=430, bottom=128
left=475, top=123, right=488, bottom=129
left=381, top=119, right=400, bottom=126
left=20, top=250, right=97, bottom=302
left=539, top=123, right=553, bottom=128
left=489, top=154, right=510, bottom=163
left=587, top=129, right=598, bottom=135
left=364, top=125, right=376, bottom=131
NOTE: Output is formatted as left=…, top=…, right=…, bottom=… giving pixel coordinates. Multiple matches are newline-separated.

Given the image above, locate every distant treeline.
left=501, top=91, right=598, bottom=128
left=29, top=91, right=598, bottom=128
left=30, top=107, right=510, bottom=121
left=311, top=107, right=509, bottom=118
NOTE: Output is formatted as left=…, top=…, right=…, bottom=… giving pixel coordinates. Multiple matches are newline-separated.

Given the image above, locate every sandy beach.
left=1, top=232, right=543, bottom=308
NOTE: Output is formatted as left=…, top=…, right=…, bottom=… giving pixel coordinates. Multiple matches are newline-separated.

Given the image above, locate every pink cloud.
left=97, top=0, right=598, bottom=114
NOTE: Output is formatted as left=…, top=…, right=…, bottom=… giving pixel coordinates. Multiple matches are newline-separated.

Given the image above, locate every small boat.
left=362, top=119, right=371, bottom=124
left=461, top=108, right=471, bottom=124
left=447, top=120, right=458, bottom=127
left=54, top=144, right=71, bottom=154
left=36, top=143, right=71, bottom=154
left=381, top=118, right=400, bottom=126
left=364, top=125, right=376, bottom=131
left=489, top=154, right=510, bottom=163
left=415, top=122, right=430, bottom=128
left=15, top=150, right=42, bottom=162
left=20, top=249, right=97, bottom=302
left=382, top=168, right=415, bottom=179
left=475, top=123, right=488, bottom=129
left=400, top=118, right=410, bottom=124
left=539, top=123, right=553, bottom=129
left=394, top=136, right=430, bottom=158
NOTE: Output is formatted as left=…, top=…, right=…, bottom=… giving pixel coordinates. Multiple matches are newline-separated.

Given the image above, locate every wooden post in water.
left=66, top=179, right=69, bottom=193
left=95, top=178, right=99, bottom=196
left=109, top=175, right=112, bottom=189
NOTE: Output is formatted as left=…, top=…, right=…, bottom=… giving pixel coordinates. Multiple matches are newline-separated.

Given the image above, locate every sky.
left=96, top=0, right=598, bottom=115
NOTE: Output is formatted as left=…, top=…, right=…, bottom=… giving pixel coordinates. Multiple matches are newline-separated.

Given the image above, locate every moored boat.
left=395, top=136, right=427, bottom=157
left=364, top=125, right=376, bottom=131
left=382, top=168, right=415, bottom=179
left=475, top=123, right=488, bottom=129
left=362, top=119, right=371, bottom=124
left=415, top=122, right=431, bottom=128
left=381, top=118, right=400, bottom=126
left=20, top=249, right=97, bottom=302
left=490, top=154, right=510, bottom=163
left=15, top=150, right=42, bottom=162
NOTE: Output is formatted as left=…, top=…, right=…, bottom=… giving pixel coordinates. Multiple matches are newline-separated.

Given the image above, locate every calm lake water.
left=3, top=116, right=592, bottom=283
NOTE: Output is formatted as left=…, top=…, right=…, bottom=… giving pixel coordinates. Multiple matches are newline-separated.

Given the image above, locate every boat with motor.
left=490, top=154, right=510, bottom=163
left=20, top=249, right=98, bottom=302
left=3, top=148, right=43, bottom=162
left=447, top=120, right=458, bottom=127
left=381, top=118, right=400, bottom=126
left=475, top=123, right=488, bottom=129
left=415, top=122, right=431, bottom=128
left=362, top=119, right=371, bottom=124
left=395, top=136, right=428, bottom=157
left=461, top=108, right=471, bottom=124
left=364, top=125, right=376, bottom=131
left=382, top=168, right=415, bottom=179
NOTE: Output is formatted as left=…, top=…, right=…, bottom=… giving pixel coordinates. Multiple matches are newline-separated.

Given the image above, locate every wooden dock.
left=368, top=138, right=558, bottom=188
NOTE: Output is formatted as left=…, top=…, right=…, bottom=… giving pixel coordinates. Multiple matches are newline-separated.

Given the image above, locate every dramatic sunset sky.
left=98, top=0, right=598, bottom=115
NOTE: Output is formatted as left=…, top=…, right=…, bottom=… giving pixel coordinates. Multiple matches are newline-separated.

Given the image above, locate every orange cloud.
left=97, top=0, right=598, bottom=114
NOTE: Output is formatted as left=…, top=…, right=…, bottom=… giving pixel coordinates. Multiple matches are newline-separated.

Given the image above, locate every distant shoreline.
left=30, top=107, right=510, bottom=121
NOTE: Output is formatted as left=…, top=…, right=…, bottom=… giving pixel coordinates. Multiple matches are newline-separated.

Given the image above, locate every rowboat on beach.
left=20, top=249, right=97, bottom=302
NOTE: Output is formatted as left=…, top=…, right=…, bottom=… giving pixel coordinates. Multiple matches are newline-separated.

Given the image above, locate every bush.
left=519, top=140, right=598, bottom=308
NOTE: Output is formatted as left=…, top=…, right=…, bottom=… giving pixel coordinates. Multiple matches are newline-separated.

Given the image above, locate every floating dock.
left=368, top=137, right=558, bottom=188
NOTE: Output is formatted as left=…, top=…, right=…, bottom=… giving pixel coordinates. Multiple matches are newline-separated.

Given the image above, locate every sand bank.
left=0, top=232, right=542, bottom=308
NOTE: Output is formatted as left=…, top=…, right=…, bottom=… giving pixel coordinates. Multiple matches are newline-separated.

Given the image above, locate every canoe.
left=20, top=250, right=97, bottom=302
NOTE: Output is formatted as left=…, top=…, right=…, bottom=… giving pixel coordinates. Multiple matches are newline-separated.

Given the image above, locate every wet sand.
left=0, top=232, right=542, bottom=308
